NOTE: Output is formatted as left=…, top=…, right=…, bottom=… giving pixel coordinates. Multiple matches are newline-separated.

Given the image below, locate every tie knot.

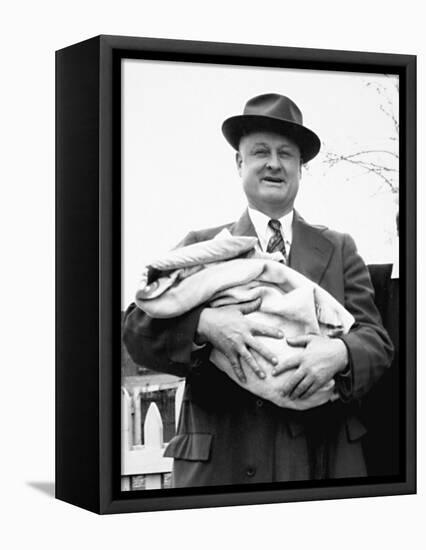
left=268, top=219, right=282, bottom=232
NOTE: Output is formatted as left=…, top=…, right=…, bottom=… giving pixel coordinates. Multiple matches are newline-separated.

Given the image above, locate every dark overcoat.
left=123, top=210, right=393, bottom=487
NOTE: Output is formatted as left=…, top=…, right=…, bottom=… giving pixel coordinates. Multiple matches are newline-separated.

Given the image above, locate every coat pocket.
left=346, top=415, right=368, bottom=442
left=163, top=433, right=213, bottom=461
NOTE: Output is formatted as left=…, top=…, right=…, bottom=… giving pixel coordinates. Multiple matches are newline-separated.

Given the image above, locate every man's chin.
left=260, top=190, right=289, bottom=203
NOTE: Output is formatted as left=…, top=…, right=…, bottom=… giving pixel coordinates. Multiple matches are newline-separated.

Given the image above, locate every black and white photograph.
left=120, top=58, right=402, bottom=492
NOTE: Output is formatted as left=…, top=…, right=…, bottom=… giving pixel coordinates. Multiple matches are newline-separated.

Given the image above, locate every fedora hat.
left=222, top=93, right=321, bottom=162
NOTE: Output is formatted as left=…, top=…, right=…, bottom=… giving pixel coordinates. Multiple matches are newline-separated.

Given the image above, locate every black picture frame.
left=55, top=35, right=416, bottom=514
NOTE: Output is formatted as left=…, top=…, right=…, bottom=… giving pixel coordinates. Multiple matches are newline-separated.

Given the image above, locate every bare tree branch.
left=325, top=150, right=399, bottom=161
left=366, top=80, right=399, bottom=134
left=323, top=152, right=398, bottom=193
left=321, top=78, right=399, bottom=195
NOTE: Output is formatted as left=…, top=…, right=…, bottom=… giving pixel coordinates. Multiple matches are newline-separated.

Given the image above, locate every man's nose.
left=266, top=151, right=281, bottom=170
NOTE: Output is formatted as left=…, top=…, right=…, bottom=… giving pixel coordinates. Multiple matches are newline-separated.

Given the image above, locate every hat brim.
left=222, top=115, right=321, bottom=163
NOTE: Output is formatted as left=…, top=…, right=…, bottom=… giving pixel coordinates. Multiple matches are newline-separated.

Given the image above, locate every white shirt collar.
left=247, top=207, right=294, bottom=253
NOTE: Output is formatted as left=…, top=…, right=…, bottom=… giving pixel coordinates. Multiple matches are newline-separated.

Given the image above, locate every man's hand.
left=271, top=334, right=348, bottom=399
left=196, top=298, right=283, bottom=383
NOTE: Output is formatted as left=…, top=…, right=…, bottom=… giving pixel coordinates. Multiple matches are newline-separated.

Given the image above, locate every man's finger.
left=238, top=347, right=266, bottom=379
left=227, top=354, right=246, bottom=383
left=290, top=376, right=314, bottom=399
left=281, top=368, right=306, bottom=396
left=301, top=382, right=323, bottom=399
left=251, top=323, right=284, bottom=339
left=271, top=352, right=304, bottom=376
left=237, top=297, right=262, bottom=315
left=286, top=334, right=315, bottom=348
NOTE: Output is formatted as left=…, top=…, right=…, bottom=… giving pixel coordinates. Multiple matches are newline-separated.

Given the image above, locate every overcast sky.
left=121, top=59, right=399, bottom=307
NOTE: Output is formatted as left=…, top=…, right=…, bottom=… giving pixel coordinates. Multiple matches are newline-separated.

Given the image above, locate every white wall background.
left=1, top=1, right=423, bottom=549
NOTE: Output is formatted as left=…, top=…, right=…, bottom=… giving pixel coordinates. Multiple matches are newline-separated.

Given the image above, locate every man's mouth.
left=262, top=176, right=285, bottom=184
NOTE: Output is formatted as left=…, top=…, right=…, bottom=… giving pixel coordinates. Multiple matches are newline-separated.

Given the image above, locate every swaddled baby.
left=136, top=232, right=354, bottom=410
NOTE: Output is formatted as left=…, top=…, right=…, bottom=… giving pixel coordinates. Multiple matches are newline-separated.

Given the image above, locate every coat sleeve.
left=336, top=234, right=394, bottom=400
left=122, top=231, right=207, bottom=377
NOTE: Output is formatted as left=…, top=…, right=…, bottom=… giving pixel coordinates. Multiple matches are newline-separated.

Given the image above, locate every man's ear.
left=236, top=151, right=243, bottom=175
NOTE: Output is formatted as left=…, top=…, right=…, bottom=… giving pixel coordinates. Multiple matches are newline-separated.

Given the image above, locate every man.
left=123, top=93, right=393, bottom=487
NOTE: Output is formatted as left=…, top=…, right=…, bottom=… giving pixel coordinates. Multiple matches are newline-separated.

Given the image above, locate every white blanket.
left=135, top=230, right=354, bottom=409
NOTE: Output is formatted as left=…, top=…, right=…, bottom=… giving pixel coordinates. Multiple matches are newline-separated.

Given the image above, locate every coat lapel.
left=230, top=209, right=258, bottom=238
left=229, top=209, right=334, bottom=286
left=289, top=211, right=334, bottom=285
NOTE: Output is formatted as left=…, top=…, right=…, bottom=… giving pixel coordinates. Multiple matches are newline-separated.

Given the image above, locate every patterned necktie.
left=267, top=219, right=288, bottom=263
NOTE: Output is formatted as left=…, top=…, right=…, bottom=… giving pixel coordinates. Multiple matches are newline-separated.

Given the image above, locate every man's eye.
left=253, top=149, right=268, bottom=156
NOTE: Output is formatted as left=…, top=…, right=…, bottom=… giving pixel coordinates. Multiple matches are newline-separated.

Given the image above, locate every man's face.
left=236, top=131, right=302, bottom=215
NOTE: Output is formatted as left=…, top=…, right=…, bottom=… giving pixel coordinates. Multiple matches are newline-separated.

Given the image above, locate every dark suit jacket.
left=123, top=210, right=394, bottom=487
